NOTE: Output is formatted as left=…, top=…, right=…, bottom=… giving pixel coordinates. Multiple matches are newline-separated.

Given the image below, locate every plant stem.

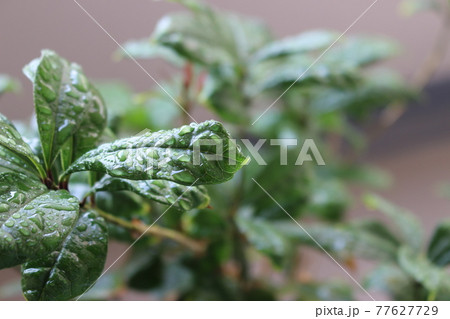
left=95, top=207, right=207, bottom=255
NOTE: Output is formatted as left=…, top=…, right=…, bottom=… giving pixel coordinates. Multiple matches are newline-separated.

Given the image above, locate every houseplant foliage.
left=1, top=0, right=450, bottom=301
left=0, top=50, right=246, bottom=300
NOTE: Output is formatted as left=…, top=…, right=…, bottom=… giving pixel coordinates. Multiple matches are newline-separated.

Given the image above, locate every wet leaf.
left=66, top=120, right=249, bottom=185
left=0, top=172, right=79, bottom=269
left=21, top=210, right=108, bottom=301
left=94, top=176, right=210, bottom=211
left=0, top=113, right=45, bottom=179
left=23, top=50, right=107, bottom=170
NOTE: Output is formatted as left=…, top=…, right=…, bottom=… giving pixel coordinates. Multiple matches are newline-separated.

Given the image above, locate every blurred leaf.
left=94, top=176, right=210, bottom=211
left=249, top=54, right=358, bottom=95
left=252, top=30, right=339, bottom=62
left=334, top=164, right=392, bottom=189
left=236, top=212, right=292, bottom=265
left=398, top=247, right=447, bottom=298
left=152, top=0, right=272, bottom=67
left=182, top=209, right=227, bottom=240
left=364, top=194, right=423, bottom=251
left=427, top=221, right=450, bottom=267
left=274, top=222, right=398, bottom=261
left=399, top=0, right=441, bottom=16
left=199, top=74, right=250, bottom=124
left=116, top=38, right=184, bottom=66
left=323, top=36, right=399, bottom=68
left=309, top=70, right=415, bottom=117
left=128, top=253, right=164, bottom=291
left=364, top=264, right=416, bottom=301
left=298, top=280, right=354, bottom=301
left=0, top=74, right=20, bottom=96
left=350, top=220, right=400, bottom=246
left=306, top=179, right=350, bottom=222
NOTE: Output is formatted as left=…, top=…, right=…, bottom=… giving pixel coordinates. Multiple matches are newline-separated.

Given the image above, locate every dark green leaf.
left=427, top=221, right=450, bottom=267
left=94, top=176, right=210, bottom=211
left=0, top=172, right=79, bottom=269
left=182, top=209, right=227, bottom=240
left=23, top=50, right=107, bottom=170
left=364, top=194, right=423, bottom=251
left=0, top=113, right=45, bottom=179
left=66, top=120, right=249, bottom=185
left=21, top=210, right=108, bottom=301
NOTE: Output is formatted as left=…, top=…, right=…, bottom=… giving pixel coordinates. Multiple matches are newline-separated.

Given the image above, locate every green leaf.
left=116, top=38, right=184, bottom=66
left=364, top=264, right=416, bottom=301
left=248, top=54, right=358, bottom=95
left=0, top=74, right=19, bottom=96
left=0, top=172, right=79, bottom=269
left=21, top=210, right=108, bottom=301
left=323, top=36, right=399, bottom=67
left=397, top=247, right=447, bottom=297
left=364, top=194, right=423, bottom=251
left=0, top=146, right=40, bottom=178
left=0, top=113, right=45, bottom=179
left=182, top=209, right=227, bottom=240
left=309, top=70, right=415, bottom=117
left=427, top=221, right=450, bottom=267
left=23, top=50, right=107, bottom=170
left=152, top=1, right=271, bottom=67
left=94, top=176, right=210, bottom=211
left=273, top=222, right=398, bottom=261
left=66, top=120, right=249, bottom=185
left=236, top=213, right=291, bottom=265
left=252, top=30, right=339, bottom=62
left=199, top=75, right=250, bottom=124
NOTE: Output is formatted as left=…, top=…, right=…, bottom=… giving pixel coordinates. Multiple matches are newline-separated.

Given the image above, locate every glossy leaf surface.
left=23, top=50, right=107, bottom=169
left=0, top=172, right=79, bottom=268
left=427, top=221, right=450, bottom=267
left=0, top=113, right=44, bottom=178
left=66, top=121, right=249, bottom=185
left=21, top=210, right=108, bottom=301
left=94, top=176, right=210, bottom=211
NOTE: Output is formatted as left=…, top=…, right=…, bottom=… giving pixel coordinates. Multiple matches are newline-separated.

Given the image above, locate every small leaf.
left=0, top=172, right=79, bottom=269
left=364, top=194, right=423, bottom=251
left=21, top=210, right=108, bottom=301
left=0, top=74, right=19, bottom=96
left=398, top=247, right=446, bottom=296
left=427, top=221, right=450, bottom=267
left=94, top=176, right=210, bottom=211
left=66, top=120, right=249, bottom=185
left=117, top=38, right=184, bottom=66
left=23, top=50, right=107, bottom=170
left=252, top=30, right=339, bottom=62
left=0, top=113, right=45, bottom=179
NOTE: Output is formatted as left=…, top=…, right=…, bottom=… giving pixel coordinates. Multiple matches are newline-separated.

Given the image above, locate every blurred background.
left=1, top=0, right=450, bottom=300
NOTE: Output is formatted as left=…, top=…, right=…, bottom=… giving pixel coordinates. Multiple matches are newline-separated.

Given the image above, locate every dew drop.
left=76, top=224, right=88, bottom=232
left=12, top=213, right=21, bottom=219
left=4, top=220, right=15, bottom=227
left=179, top=125, right=194, bottom=136
left=117, top=150, right=129, bottom=162
left=0, top=203, right=9, bottom=212
left=172, top=171, right=195, bottom=184
left=19, top=228, right=30, bottom=236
